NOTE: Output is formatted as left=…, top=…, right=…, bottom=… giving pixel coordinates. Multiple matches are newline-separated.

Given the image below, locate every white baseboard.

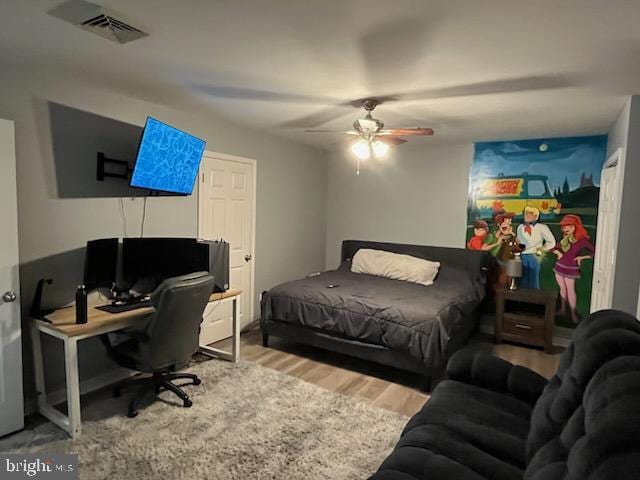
left=479, top=315, right=572, bottom=348
left=25, top=368, right=135, bottom=416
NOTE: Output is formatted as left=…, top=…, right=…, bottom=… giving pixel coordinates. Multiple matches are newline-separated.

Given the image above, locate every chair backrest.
left=525, top=309, right=640, bottom=479
left=144, top=272, right=214, bottom=371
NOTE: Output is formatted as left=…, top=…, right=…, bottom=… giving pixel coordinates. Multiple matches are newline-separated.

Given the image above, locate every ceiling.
left=2, top=0, right=640, bottom=150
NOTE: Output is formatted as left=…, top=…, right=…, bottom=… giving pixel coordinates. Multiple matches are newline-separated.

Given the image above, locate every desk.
left=31, top=289, right=241, bottom=438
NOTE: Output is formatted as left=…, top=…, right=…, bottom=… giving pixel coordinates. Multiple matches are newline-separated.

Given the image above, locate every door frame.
left=591, top=147, right=625, bottom=312
left=198, top=150, right=257, bottom=326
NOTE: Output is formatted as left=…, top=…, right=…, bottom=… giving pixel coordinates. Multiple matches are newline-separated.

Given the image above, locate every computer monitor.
left=84, top=238, right=118, bottom=291
left=122, top=238, right=207, bottom=290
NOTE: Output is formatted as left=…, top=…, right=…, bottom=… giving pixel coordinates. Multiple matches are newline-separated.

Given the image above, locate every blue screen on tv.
left=130, top=117, right=206, bottom=195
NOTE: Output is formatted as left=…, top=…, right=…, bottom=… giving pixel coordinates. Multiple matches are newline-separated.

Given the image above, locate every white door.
left=591, top=148, right=624, bottom=312
left=198, top=152, right=255, bottom=345
left=0, top=119, right=24, bottom=436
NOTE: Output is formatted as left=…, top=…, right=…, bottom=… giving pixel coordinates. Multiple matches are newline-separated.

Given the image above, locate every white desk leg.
left=198, top=295, right=241, bottom=362
left=64, top=337, right=82, bottom=438
left=30, top=324, right=47, bottom=412
left=232, top=297, right=240, bottom=363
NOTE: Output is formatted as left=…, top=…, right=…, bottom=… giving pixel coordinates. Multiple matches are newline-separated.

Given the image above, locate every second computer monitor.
left=122, top=238, right=207, bottom=288
left=84, top=238, right=119, bottom=291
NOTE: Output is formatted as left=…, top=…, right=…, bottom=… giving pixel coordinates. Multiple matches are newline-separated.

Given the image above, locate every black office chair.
left=102, top=272, right=215, bottom=418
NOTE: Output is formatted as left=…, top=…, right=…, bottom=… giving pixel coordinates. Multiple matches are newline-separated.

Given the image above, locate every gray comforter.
left=261, top=263, right=485, bottom=371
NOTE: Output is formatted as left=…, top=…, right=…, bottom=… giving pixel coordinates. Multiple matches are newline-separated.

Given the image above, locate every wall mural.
left=466, top=135, right=607, bottom=328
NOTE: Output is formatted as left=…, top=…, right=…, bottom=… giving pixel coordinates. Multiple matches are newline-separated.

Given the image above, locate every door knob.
left=244, top=254, right=252, bottom=262
left=2, top=291, right=17, bottom=303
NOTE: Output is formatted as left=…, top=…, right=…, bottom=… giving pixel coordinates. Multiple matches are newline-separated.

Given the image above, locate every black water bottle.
left=75, top=285, right=88, bottom=324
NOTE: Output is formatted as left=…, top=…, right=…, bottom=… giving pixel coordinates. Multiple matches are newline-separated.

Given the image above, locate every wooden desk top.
left=38, top=289, right=242, bottom=338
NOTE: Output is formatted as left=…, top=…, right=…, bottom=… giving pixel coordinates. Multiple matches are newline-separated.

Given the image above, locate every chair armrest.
left=446, top=349, right=548, bottom=404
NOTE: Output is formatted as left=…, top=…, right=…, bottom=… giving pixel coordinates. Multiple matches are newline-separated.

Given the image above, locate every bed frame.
left=260, top=240, right=492, bottom=390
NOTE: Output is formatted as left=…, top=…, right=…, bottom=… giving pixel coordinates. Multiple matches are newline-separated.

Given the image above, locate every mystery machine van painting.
left=472, top=173, right=561, bottom=220
left=466, top=136, right=607, bottom=329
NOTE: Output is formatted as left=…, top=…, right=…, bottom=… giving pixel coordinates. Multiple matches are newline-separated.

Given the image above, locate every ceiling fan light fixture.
left=355, top=116, right=383, bottom=134
left=351, top=138, right=371, bottom=160
left=372, top=140, right=389, bottom=158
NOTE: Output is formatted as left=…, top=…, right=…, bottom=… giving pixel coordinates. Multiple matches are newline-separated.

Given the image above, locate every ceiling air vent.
left=48, top=0, right=148, bottom=44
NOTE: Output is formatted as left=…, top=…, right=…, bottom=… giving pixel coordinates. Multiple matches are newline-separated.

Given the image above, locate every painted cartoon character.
left=486, top=211, right=521, bottom=262
left=467, top=220, right=500, bottom=251
left=485, top=211, right=523, bottom=286
left=516, top=206, right=556, bottom=289
left=552, top=214, right=595, bottom=324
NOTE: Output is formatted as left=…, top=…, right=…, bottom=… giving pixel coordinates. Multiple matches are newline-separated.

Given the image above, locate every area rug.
left=7, top=359, right=408, bottom=479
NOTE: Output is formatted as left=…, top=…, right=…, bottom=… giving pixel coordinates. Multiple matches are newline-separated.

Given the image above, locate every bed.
left=260, top=240, right=492, bottom=390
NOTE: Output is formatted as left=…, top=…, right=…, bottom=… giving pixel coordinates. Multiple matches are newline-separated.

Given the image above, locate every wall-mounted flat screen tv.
left=130, top=117, right=206, bottom=195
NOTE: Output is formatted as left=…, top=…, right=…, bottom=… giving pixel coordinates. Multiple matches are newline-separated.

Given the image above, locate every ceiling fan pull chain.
left=356, top=157, right=361, bottom=176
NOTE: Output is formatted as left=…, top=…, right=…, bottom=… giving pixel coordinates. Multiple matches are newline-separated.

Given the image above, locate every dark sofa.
left=369, top=309, right=640, bottom=479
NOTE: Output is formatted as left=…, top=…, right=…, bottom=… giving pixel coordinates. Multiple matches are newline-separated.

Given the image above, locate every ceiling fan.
left=193, top=74, right=569, bottom=174
left=305, top=98, right=434, bottom=174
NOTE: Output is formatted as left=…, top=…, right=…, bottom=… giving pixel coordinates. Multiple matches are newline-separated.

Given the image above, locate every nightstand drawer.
left=495, top=287, right=557, bottom=353
left=503, top=313, right=545, bottom=340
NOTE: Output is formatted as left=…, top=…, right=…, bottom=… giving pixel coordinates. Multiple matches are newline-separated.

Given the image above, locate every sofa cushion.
left=524, top=309, right=640, bottom=480
left=370, top=379, right=535, bottom=480
left=446, top=349, right=547, bottom=405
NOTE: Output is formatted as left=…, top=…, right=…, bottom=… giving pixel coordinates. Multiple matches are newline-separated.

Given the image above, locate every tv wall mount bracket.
left=96, top=152, right=131, bottom=181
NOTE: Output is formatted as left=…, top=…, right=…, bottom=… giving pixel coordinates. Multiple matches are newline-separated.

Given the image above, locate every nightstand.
left=495, top=287, right=557, bottom=353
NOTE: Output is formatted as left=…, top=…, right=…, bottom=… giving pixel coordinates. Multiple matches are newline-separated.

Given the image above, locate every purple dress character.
left=552, top=215, right=594, bottom=324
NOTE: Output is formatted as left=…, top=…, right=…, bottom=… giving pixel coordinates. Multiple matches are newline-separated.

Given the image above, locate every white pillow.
left=351, top=249, right=440, bottom=286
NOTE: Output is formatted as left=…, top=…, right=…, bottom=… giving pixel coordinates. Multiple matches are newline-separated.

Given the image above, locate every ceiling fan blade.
left=357, top=15, right=438, bottom=91
left=382, top=104, right=465, bottom=128
left=378, top=128, right=434, bottom=136
left=280, top=105, right=356, bottom=129
left=380, top=136, right=408, bottom=146
left=193, top=84, right=338, bottom=104
left=305, top=129, right=359, bottom=135
left=388, top=75, right=570, bottom=103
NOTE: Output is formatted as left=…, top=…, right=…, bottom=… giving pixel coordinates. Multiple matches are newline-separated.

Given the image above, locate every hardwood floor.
left=214, top=329, right=562, bottom=418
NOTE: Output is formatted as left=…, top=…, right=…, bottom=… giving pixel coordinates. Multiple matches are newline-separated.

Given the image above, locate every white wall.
left=325, top=143, right=473, bottom=268
left=0, top=65, right=328, bottom=404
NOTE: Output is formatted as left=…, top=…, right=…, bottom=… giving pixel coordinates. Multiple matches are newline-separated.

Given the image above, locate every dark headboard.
left=341, top=240, right=493, bottom=284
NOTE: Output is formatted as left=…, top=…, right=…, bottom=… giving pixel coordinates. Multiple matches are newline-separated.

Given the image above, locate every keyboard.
left=95, top=294, right=152, bottom=313
left=96, top=300, right=153, bottom=314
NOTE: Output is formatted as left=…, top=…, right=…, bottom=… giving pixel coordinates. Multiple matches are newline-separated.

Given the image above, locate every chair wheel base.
left=183, top=399, right=193, bottom=408
left=193, top=378, right=202, bottom=386
left=127, top=410, right=138, bottom=418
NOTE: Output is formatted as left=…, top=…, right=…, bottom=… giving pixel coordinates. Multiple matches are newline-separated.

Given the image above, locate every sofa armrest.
left=446, top=349, right=548, bottom=404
